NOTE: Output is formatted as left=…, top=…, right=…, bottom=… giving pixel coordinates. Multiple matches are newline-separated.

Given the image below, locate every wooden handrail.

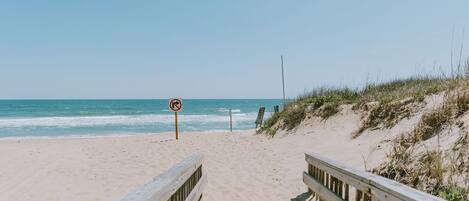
left=303, top=152, right=445, bottom=201
left=121, top=154, right=207, bottom=201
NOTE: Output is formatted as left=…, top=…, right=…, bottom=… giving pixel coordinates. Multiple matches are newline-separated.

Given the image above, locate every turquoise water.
left=0, top=100, right=281, bottom=138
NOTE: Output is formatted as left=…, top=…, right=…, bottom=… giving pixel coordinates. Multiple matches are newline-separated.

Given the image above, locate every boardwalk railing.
left=303, top=152, right=445, bottom=201
left=121, top=154, right=207, bottom=201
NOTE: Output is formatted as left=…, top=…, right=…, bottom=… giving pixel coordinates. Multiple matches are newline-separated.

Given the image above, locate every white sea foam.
left=217, top=108, right=241, bottom=113
left=0, top=113, right=258, bottom=128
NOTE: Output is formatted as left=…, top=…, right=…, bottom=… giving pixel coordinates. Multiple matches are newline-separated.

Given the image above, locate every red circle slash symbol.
left=169, top=99, right=183, bottom=112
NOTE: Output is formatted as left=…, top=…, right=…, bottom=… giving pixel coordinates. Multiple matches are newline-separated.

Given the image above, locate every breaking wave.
left=0, top=113, right=258, bottom=128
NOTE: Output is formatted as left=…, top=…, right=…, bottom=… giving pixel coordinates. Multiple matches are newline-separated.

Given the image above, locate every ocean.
left=0, top=99, right=281, bottom=138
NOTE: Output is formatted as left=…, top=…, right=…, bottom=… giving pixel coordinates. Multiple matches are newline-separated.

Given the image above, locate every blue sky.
left=1, top=1, right=468, bottom=99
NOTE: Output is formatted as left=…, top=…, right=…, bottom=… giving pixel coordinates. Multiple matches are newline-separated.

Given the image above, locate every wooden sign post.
left=174, top=111, right=179, bottom=139
left=169, top=98, right=183, bottom=140
left=229, top=109, right=233, bottom=132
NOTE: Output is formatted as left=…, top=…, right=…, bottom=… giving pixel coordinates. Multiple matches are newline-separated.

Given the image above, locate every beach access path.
left=0, top=128, right=387, bottom=201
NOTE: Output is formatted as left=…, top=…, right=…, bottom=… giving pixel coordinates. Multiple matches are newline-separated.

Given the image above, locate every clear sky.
left=1, top=1, right=468, bottom=99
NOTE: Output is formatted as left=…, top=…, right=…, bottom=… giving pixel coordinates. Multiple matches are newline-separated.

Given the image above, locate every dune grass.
left=258, top=75, right=453, bottom=135
left=258, top=64, right=469, bottom=199
left=374, top=77, right=469, bottom=200
left=439, top=186, right=469, bottom=201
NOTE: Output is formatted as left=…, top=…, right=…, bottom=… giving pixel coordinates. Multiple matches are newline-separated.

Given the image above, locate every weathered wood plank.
left=120, top=154, right=205, bottom=201
left=255, top=107, right=265, bottom=128
left=303, top=172, right=344, bottom=201
left=185, top=173, right=207, bottom=201
left=305, top=152, right=445, bottom=201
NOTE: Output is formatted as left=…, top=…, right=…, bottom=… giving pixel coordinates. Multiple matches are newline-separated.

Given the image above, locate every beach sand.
left=0, top=119, right=390, bottom=201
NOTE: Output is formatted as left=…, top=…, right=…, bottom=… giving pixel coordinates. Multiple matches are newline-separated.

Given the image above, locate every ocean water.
left=0, top=99, right=281, bottom=138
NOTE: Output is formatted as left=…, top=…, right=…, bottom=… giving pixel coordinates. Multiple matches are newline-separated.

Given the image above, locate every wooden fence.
left=303, top=152, right=445, bottom=201
left=121, top=154, right=207, bottom=201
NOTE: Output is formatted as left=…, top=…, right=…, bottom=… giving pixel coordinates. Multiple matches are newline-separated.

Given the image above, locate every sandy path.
left=0, top=132, right=291, bottom=201
left=0, top=122, right=388, bottom=201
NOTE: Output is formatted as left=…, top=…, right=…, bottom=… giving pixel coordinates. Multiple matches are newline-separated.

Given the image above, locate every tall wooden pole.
left=281, top=55, right=286, bottom=106
left=175, top=112, right=179, bottom=140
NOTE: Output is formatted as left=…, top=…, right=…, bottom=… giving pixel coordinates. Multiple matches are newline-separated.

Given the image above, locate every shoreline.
left=0, top=129, right=255, bottom=141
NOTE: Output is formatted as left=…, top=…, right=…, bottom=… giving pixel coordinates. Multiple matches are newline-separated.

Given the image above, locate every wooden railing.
left=121, top=154, right=207, bottom=201
left=303, top=152, right=445, bottom=201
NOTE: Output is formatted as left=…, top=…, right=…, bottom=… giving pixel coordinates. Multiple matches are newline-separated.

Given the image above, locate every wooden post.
left=175, top=112, right=179, bottom=140
left=229, top=109, right=233, bottom=132
left=255, top=107, right=266, bottom=128
left=274, top=105, right=279, bottom=113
